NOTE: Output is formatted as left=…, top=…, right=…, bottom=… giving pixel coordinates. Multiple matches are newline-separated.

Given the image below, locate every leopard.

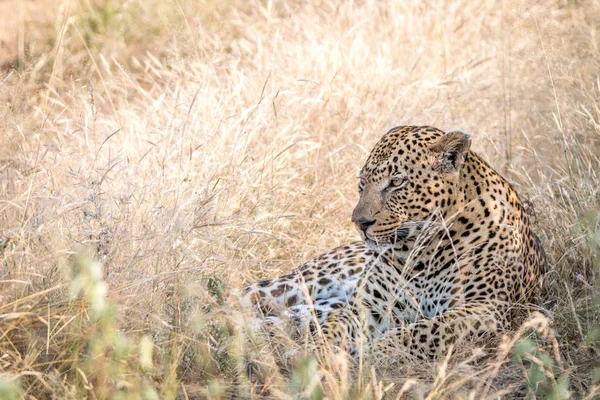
left=232, top=125, right=547, bottom=359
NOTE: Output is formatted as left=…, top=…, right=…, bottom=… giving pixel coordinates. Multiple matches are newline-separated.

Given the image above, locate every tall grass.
left=1, top=0, right=600, bottom=398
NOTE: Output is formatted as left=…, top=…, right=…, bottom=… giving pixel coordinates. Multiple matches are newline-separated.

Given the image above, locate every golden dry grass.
left=1, top=0, right=600, bottom=398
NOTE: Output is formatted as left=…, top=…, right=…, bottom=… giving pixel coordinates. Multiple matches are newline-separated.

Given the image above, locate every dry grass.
left=1, top=0, right=600, bottom=398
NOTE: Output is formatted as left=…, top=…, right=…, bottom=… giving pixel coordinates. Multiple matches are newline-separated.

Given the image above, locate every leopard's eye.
left=358, top=178, right=365, bottom=193
left=387, top=176, right=409, bottom=190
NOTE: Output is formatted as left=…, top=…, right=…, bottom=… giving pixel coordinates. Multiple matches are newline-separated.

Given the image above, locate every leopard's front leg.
left=313, top=256, right=417, bottom=356
left=373, top=302, right=506, bottom=359
left=318, top=295, right=505, bottom=359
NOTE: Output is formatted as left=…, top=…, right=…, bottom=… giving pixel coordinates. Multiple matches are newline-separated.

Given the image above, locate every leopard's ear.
left=429, top=131, right=471, bottom=173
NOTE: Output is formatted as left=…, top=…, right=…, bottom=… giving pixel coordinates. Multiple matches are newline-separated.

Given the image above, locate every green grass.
left=1, top=0, right=600, bottom=398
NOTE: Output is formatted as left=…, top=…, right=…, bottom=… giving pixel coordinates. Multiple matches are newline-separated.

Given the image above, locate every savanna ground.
left=1, top=0, right=600, bottom=398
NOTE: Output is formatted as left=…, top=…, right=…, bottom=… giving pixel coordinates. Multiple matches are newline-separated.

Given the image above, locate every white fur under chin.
left=364, top=239, right=392, bottom=251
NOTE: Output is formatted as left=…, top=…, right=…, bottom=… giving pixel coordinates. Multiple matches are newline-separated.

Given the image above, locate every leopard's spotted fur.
left=233, top=125, right=547, bottom=358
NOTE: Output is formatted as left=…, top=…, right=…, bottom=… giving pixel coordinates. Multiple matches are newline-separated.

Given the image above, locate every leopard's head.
left=352, top=126, right=471, bottom=249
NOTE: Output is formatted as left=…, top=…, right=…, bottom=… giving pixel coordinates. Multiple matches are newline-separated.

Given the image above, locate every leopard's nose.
left=355, top=218, right=375, bottom=235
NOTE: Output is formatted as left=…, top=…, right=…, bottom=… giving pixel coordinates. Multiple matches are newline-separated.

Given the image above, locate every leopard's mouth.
left=363, top=226, right=410, bottom=249
left=364, top=238, right=390, bottom=251
left=363, top=221, right=428, bottom=247
left=396, top=226, right=410, bottom=239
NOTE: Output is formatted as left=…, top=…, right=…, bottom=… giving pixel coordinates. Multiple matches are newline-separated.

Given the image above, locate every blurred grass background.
left=1, top=0, right=600, bottom=398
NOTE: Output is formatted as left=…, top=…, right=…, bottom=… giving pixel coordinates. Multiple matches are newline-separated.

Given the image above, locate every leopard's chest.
left=384, top=247, right=463, bottom=319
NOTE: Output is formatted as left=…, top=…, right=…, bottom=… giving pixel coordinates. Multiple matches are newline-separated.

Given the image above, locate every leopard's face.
left=352, top=126, right=471, bottom=249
